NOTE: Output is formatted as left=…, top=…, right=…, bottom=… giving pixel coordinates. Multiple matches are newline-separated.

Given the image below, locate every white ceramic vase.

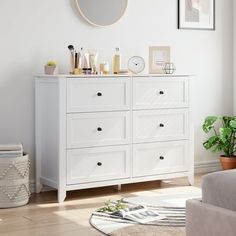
left=44, top=65, right=58, bottom=75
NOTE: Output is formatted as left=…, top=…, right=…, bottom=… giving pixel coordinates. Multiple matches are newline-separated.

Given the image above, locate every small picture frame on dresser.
left=149, top=46, right=170, bottom=74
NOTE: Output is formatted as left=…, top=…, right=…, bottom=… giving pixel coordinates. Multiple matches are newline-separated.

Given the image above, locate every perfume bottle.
left=112, top=47, right=121, bottom=74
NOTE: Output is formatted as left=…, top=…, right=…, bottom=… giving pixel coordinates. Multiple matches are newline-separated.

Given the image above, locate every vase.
left=44, top=65, right=58, bottom=75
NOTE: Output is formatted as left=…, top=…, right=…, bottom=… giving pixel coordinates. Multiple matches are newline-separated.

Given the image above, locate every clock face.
left=128, top=56, right=145, bottom=74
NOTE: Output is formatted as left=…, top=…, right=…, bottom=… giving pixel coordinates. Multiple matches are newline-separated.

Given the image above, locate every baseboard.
left=194, top=160, right=222, bottom=174
left=29, top=180, right=54, bottom=193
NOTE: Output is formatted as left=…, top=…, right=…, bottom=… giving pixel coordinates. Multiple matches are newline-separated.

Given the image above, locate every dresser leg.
left=114, top=184, right=121, bottom=191
left=188, top=173, right=194, bottom=186
left=58, top=190, right=66, bottom=203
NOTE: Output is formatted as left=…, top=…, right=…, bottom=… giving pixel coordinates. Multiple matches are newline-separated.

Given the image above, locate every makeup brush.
left=68, top=45, right=74, bottom=52
left=80, top=47, right=84, bottom=68
left=75, top=51, right=78, bottom=69
left=68, top=45, right=75, bottom=74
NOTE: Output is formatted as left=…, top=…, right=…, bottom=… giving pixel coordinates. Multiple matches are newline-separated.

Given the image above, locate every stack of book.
left=0, top=143, right=23, bottom=158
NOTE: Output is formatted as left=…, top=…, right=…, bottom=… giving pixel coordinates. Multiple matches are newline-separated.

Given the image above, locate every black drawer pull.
left=97, top=162, right=102, bottom=166
left=97, top=92, right=102, bottom=97
left=97, top=127, right=102, bottom=131
left=159, top=123, right=165, bottom=128
left=159, top=91, right=164, bottom=95
left=160, top=156, right=165, bottom=160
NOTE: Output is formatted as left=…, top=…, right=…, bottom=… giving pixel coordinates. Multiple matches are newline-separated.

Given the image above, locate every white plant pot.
left=44, top=65, right=58, bottom=75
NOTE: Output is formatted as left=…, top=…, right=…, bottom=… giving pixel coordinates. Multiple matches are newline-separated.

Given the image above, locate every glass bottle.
left=112, top=47, right=121, bottom=74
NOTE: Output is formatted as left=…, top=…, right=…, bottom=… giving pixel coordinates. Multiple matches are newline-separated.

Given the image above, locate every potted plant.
left=44, top=60, right=58, bottom=75
left=202, top=116, right=236, bottom=170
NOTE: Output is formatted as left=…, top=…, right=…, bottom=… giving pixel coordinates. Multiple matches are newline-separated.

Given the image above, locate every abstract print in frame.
left=178, top=0, right=215, bottom=30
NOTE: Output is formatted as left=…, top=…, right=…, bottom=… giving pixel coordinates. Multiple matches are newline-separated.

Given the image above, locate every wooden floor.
left=0, top=175, right=203, bottom=236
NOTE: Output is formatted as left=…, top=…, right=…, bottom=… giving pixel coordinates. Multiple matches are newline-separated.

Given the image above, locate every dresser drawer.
left=133, top=78, right=188, bottom=109
left=133, top=109, right=188, bottom=143
left=67, top=78, right=130, bottom=112
left=133, top=141, right=188, bottom=177
left=67, top=111, right=131, bottom=148
left=67, top=146, right=131, bottom=184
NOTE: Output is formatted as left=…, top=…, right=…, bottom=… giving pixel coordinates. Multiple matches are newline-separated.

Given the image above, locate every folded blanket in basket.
left=0, top=143, right=23, bottom=151
left=0, top=153, right=23, bottom=158
left=0, top=143, right=23, bottom=157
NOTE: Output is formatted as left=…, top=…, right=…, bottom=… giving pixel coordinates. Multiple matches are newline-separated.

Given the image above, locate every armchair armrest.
left=186, top=199, right=236, bottom=236
left=202, top=169, right=236, bottom=211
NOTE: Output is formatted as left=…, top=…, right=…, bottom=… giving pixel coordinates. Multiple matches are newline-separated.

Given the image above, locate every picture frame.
left=178, top=0, right=215, bottom=30
left=149, top=46, right=170, bottom=74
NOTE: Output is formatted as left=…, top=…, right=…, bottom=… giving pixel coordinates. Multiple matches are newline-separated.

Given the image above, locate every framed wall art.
left=149, top=46, right=170, bottom=74
left=178, top=0, right=215, bottom=30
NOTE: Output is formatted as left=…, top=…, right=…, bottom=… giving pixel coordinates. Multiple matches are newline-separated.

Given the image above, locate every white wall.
left=233, top=2, right=236, bottom=116
left=0, top=0, right=233, bottom=181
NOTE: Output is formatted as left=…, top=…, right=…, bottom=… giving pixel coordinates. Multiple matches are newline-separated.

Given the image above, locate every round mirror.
left=75, top=0, right=128, bottom=27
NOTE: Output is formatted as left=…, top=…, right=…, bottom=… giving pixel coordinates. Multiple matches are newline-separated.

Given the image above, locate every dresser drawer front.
left=133, top=109, right=188, bottom=143
left=133, top=78, right=188, bottom=109
left=67, top=146, right=131, bottom=184
left=67, top=112, right=131, bottom=148
left=67, top=78, right=130, bottom=112
left=133, top=141, right=188, bottom=177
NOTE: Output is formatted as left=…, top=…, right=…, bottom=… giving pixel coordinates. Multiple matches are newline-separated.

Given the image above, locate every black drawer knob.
left=159, top=91, right=164, bottom=95
left=97, top=92, right=102, bottom=97
left=159, top=123, right=165, bottom=128
left=160, top=156, right=165, bottom=160
left=97, top=127, right=102, bottom=131
left=97, top=162, right=102, bottom=166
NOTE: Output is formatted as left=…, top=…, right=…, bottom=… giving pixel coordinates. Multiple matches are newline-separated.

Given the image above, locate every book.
left=111, top=204, right=165, bottom=224
left=98, top=201, right=166, bottom=224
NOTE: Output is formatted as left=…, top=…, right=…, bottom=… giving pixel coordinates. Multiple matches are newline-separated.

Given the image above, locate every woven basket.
left=0, top=154, right=30, bottom=208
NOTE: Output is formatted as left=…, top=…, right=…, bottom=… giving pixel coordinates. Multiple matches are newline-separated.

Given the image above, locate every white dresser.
left=35, top=75, right=194, bottom=202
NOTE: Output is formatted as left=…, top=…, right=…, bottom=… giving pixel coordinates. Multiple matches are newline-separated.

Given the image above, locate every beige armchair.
left=186, top=170, right=236, bottom=236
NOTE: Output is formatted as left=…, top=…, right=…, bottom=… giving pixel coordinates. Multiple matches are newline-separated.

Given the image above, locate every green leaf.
left=230, top=119, right=236, bottom=129
left=202, top=116, right=218, bottom=133
left=219, top=128, right=232, bottom=143
left=202, top=116, right=236, bottom=156
left=97, top=199, right=127, bottom=213
left=222, top=116, right=233, bottom=127
left=203, top=136, right=219, bottom=150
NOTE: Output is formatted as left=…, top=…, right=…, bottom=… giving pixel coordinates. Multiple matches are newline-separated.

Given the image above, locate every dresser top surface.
left=35, top=74, right=193, bottom=79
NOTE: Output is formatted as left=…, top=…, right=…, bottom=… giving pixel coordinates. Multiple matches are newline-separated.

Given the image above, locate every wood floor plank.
left=0, top=175, right=203, bottom=236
